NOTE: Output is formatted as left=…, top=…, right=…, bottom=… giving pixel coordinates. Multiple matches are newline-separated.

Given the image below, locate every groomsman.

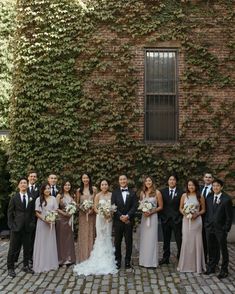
left=48, top=173, right=60, bottom=197
left=200, top=172, right=213, bottom=264
left=159, top=174, right=183, bottom=265
left=111, top=175, right=137, bottom=269
left=200, top=172, right=213, bottom=199
left=204, top=179, right=233, bottom=279
left=27, top=171, right=40, bottom=199
left=7, top=178, right=35, bottom=277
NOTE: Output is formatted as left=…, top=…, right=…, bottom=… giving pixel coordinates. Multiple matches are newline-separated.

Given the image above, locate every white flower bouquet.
left=44, top=210, right=58, bottom=230
left=97, top=199, right=117, bottom=221
left=138, top=199, right=156, bottom=213
left=138, top=199, right=156, bottom=227
left=66, top=201, right=77, bottom=215
left=79, top=199, right=94, bottom=212
left=80, top=199, right=94, bottom=221
left=183, top=203, right=197, bottom=219
left=65, top=201, right=77, bottom=231
left=45, top=210, right=58, bottom=222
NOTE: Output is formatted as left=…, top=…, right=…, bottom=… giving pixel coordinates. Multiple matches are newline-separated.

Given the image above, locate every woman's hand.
left=144, top=211, right=151, bottom=217
left=191, top=212, right=199, bottom=220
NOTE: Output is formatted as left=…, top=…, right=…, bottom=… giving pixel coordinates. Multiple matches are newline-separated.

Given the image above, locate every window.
left=145, top=49, right=178, bottom=142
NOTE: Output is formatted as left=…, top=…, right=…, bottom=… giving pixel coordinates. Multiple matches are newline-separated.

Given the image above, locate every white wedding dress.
left=73, top=197, right=118, bottom=276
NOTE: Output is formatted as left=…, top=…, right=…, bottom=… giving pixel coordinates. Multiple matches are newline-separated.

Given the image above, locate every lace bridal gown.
left=73, top=196, right=118, bottom=276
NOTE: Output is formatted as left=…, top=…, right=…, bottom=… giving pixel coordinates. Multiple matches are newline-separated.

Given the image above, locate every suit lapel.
left=118, top=188, right=125, bottom=206
left=16, top=193, right=24, bottom=209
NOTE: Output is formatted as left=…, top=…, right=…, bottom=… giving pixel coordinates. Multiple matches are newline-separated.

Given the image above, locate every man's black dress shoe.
left=217, top=272, right=228, bottom=279
left=8, top=269, right=16, bottom=278
left=159, top=259, right=169, bottom=265
left=22, top=266, right=34, bottom=274
left=116, top=262, right=121, bottom=269
left=204, top=268, right=215, bottom=275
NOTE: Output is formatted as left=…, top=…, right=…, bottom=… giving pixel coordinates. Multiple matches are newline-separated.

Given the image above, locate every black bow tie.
left=121, top=188, right=128, bottom=192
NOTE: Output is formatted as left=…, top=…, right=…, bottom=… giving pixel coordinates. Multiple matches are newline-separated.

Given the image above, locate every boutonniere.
left=126, top=192, right=130, bottom=197
left=34, top=187, right=38, bottom=191
left=216, top=198, right=221, bottom=205
left=29, top=197, right=33, bottom=202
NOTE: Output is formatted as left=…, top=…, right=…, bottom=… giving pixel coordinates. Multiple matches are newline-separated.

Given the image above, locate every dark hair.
left=186, top=179, right=201, bottom=201
left=80, top=173, right=93, bottom=195
left=18, top=177, right=28, bottom=184
left=203, top=172, right=213, bottom=177
left=212, top=178, right=224, bottom=187
left=119, top=174, right=128, bottom=179
left=99, top=179, right=109, bottom=189
left=48, top=173, right=57, bottom=177
left=28, top=170, right=37, bottom=176
left=59, top=180, right=74, bottom=198
left=39, top=183, right=51, bottom=207
left=167, top=173, right=179, bottom=182
left=142, top=176, right=156, bottom=196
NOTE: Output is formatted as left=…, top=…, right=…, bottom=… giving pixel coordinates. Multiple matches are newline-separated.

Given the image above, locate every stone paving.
left=0, top=235, right=235, bottom=294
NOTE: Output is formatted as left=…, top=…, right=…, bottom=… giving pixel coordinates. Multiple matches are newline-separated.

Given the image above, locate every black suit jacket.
left=27, top=183, right=40, bottom=199
left=205, top=192, right=233, bottom=233
left=7, top=192, right=36, bottom=232
left=111, top=188, right=137, bottom=222
left=159, top=187, right=183, bottom=224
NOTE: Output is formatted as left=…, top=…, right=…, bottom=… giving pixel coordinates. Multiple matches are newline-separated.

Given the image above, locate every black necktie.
left=121, top=188, right=128, bottom=192
left=23, top=194, right=26, bottom=209
left=31, top=185, right=34, bottom=193
left=203, top=186, right=208, bottom=198
left=52, top=186, right=56, bottom=197
left=213, top=196, right=218, bottom=205
left=170, top=189, right=174, bottom=199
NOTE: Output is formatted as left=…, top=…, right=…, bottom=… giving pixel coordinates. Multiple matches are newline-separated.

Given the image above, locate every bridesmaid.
left=139, top=176, right=163, bottom=268
left=33, top=183, right=59, bottom=273
left=56, top=180, right=76, bottom=266
left=76, top=173, right=97, bottom=262
left=178, top=179, right=206, bottom=273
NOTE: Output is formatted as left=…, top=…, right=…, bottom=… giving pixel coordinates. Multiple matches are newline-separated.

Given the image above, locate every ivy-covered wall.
left=9, top=0, right=235, bottom=192
left=0, top=0, right=16, bottom=129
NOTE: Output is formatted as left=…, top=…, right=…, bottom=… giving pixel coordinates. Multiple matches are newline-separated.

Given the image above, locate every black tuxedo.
left=205, top=192, right=233, bottom=273
left=199, top=184, right=213, bottom=263
left=111, top=187, right=137, bottom=265
left=7, top=192, right=36, bottom=269
left=159, top=187, right=183, bottom=260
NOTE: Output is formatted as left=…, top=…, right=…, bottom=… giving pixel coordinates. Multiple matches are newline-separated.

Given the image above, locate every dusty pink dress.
left=77, top=193, right=96, bottom=262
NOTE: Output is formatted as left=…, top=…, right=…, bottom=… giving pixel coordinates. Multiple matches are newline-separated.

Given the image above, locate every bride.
left=73, top=179, right=118, bottom=276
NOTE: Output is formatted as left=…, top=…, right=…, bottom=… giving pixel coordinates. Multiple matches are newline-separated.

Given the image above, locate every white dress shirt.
left=202, top=184, right=212, bottom=198
left=121, top=187, right=129, bottom=204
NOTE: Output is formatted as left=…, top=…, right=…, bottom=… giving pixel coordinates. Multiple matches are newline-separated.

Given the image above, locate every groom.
left=111, top=174, right=137, bottom=269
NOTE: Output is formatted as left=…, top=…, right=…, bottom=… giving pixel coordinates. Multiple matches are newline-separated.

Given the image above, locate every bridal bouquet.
left=80, top=199, right=94, bottom=221
left=66, top=201, right=77, bottom=215
left=183, top=203, right=197, bottom=219
left=97, top=199, right=117, bottom=221
left=45, top=210, right=58, bottom=230
left=138, top=199, right=156, bottom=227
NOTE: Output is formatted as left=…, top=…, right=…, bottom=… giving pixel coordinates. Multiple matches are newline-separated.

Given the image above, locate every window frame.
left=144, top=48, right=179, bottom=143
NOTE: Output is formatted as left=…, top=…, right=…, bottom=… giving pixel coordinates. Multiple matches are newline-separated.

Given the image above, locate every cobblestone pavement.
left=0, top=236, right=235, bottom=294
